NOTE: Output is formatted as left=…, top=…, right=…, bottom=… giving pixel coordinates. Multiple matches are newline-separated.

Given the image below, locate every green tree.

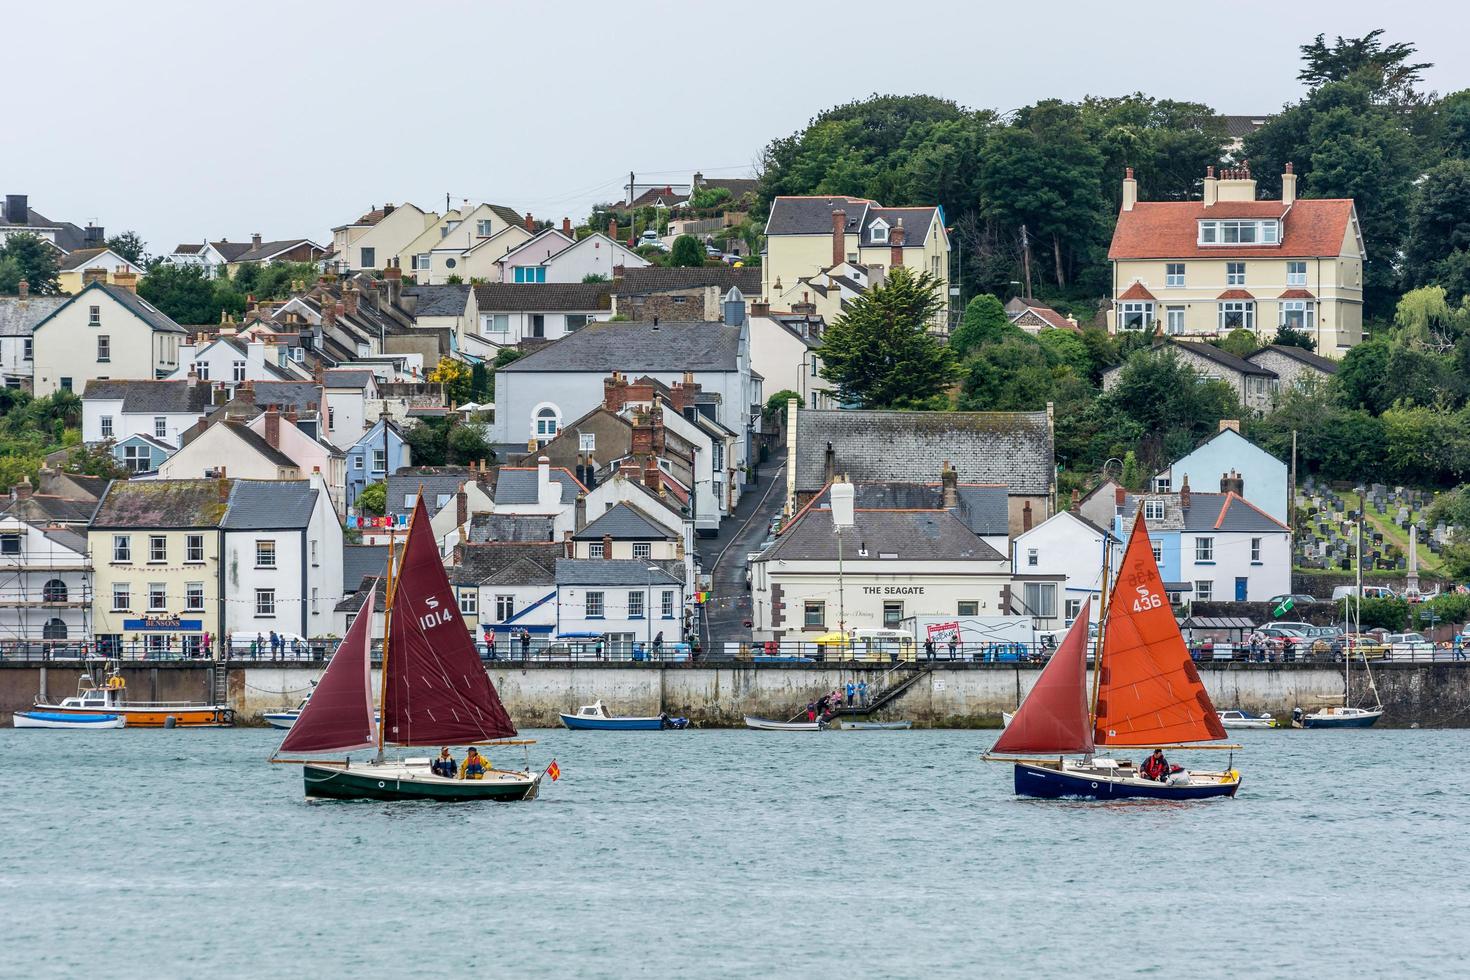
left=356, top=481, right=386, bottom=516
left=446, top=422, right=491, bottom=464
left=1035, top=329, right=1091, bottom=378
left=0, top=232, right=60, bottom=295
left=1217, top=328, right=1258, bottom=357
left=403, top=419, right=448, bottom=466
left=1404, top=160, right=1470, bottom=293
left=1099, top=351, right=1237, bottom=470
left=429, top=358, right=473, bottom=405
left=817, top=267, right=957, bottom=409
left=668, top=235, right=706, bottom=268
left=105, top=230, right=148, bottom=265
left=138, top=264, right=244, bottom=325
left=957, top=335, right=1060, bottom=411
left=1297, top=30, right=1431, bottom=106
left=763, top=389, right=801, bottom=424
left=1120, top=450, right=1141, bottom=489
left=949, top=294, right=1011, bottom=356
left=582, top=273, right=608, bottom=284
left=1272, top=324, right=1317, bottom=351
left=1392, top=285, right=1470, bottom=351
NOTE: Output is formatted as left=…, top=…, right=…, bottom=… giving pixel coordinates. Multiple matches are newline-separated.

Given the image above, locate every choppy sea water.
left=1, top=726, right=1465, bottom=978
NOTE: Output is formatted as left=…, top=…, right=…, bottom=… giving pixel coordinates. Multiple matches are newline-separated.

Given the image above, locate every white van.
left=1331, top=585, right=1395, bottom=601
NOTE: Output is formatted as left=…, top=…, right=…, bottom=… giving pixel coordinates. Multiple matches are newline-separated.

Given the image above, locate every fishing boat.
left=1217, top=709, right=1276, bottom=729
left=744, top=715, right=821, bottom=731
left=560, top=700, right=689, bottom=730
left=1294, top=510, right=1383, bottom=730
left=29, top=664, right=232, bottom=727
left=272, top=496, right=547, bottom=802
left=13, top=710, right=125, bottom=730
left=987, top=512, right=1242, bottom=801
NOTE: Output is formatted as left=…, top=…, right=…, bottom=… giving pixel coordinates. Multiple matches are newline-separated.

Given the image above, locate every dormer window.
left=868, top=219, right=889, bottom=244
left=1198, top=219, right=1280, bottom=246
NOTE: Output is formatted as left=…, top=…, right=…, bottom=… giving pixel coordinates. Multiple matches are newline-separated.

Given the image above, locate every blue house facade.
left=111, top=432, right=173, bottom=475
left=344, top=419, right=410, bottom=512
left=1152, top=426, right=1289, bottom=525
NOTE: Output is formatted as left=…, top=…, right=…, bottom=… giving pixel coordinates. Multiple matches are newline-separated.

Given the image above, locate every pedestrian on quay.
left=520, top=629, right=531, bottom=659
left=807, top=700, right=816, bottom=723
left=1454, top=634, right=1465, bottom=662
left=924, top=637, right=936, bottom=660
left=252, top=633, right=262, bottom=658
left=269, top=630, right=281, bottom=661
left=485, top=628, right=497, bottom=661
left=845, top=681, right=855, bottom=707
left=948, top=634, right=958, bottom=661
left=858, top=679, right=868, bottom=707
left=201, top=632, right=212, bottom=659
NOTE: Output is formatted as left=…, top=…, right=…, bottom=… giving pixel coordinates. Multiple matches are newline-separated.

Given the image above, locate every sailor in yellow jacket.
left=459, top=747, right=489, bottom=780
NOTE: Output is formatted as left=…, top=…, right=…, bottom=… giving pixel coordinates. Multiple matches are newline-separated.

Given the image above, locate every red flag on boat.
left=1094, top=510, right=1226, bottom=746
left=546, top=760, right=561, bottom=782
left=381, top=495, right=518, bottom=747
left=276, top=592, right=377, bottom=755
left=991, top=598, right=1094, bottom=756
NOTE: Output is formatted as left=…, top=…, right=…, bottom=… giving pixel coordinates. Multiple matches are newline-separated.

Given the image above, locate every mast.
left=376, top=512, right=405, bottom=760
left=1352, top=496, right=1363, bottom=707
left=1089, top=527, right=1114, bottom=728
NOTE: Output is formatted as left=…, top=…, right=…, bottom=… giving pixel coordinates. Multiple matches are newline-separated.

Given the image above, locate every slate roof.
left=228, top=239, right=320, bottom=264
left=800, top=482, right=1010, bottom=537
left=323, top=369, right=373, bottom=389
left=501, top=319, right=741, bottom=373
left=1168, top=341, right=1277, bottom=377
left=83, top=380, right=212, bottom=414
left=342, top=545, right=388, bottom=594
left=385, top=467, right=472, bottom=516
left=573, top=502, right=674, bottom=541
left=0, top=493, right=102, bottom=525
left=221, top=480, right=318, bottom=529
left=0, top=295, right=67, bottom=336
left=473, top=282, right=613, bottom=313
left=218, top=421, right=298, bottom=468
left=37, top=283, right=186, bottom=334
left=1109, top=198, right=1358, bottom=260
left=404, top=284, right=471, bottom=317
left=56, top=246, right=129, bottom=271
left=863, top=207, right=937, bottom=247
left=1247, top=344, right=1338, bottom=375
left=91, top=479, right=232, bottom=528
left=795, top=409, right=1053, bottom=495
left=250, top=382, right=323, bottom=411
left=0, top=206, right=88, bottom=251
left=468, top=513, right=555, bottom=543
left=452, top=543, right=561, bottom=587
left=493, top=466, right=585, bottom=506
left=1122, top=491, right=1289, bottom=533
left=1221, top=114, right=1271, bottom=139
left=486, top=204, right=528, bottom=229
left=617, top=266, right=762, bottom=294
left=765, top=196, right=872, bottom=237
left=554, top=558, right=683, bottom=587
left=765, top=509, right=1004, bottom=563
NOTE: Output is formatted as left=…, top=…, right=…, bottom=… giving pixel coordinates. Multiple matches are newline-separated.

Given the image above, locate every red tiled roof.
left=1217, top=289, right=1255, bottom=300
left=1011, top=300, right=1079, bottom=333
left=1278, top=288, right=1315, bottom=299
left=1118, top=282, right=1157, bottom=301
left=1109, top=199, right=1356, bottom=260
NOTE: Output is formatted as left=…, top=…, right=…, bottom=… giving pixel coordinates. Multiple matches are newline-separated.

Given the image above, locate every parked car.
left=1332, top=585, right=1396, bottom=601
left=1268, top=593, right=1317, bottom=607
left=1385, top=632, right=1434, bottom=660
left=1343, top=633, right=1390, bottom=660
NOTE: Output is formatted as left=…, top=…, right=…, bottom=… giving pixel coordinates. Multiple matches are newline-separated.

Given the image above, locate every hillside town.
left=3, top=29, right=1470, bottom=667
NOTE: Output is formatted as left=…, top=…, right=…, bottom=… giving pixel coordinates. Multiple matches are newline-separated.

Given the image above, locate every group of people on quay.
left=805, top=681, right=870, bottom=721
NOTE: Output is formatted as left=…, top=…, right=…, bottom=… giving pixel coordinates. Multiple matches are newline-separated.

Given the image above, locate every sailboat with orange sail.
left=272, top=494, right=544, bottom=802
left=988, top=511, right=1242, bottom=800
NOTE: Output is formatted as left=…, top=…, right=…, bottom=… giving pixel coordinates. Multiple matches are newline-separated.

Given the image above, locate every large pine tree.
left=817, top=268, right=957, bottom=409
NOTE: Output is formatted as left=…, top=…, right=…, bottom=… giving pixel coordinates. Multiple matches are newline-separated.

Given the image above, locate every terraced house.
left=1108, top=163, right=1364, bottom=354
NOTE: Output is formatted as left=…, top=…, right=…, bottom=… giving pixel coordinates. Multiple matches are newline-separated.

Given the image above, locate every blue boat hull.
left=1014, top=763, right=1241, bottom=801
left=559, top=714, right=686, bottom=731
left=1302, top=714, right=1380, bottom=729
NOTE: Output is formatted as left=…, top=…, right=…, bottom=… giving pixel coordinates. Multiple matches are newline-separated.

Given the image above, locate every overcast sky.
left=8, top=1, right=1466, bottom=256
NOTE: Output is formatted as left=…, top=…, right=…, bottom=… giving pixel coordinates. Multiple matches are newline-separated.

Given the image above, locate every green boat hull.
left=303, top=764, right=540, bottom=802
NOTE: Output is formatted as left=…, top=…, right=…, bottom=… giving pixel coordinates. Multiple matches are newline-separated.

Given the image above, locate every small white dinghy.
left=744, top=715, right=820, bottom=731
left=1217, top=709, right=1276, bottom=730
left=14, top=711, right=126, bottom=730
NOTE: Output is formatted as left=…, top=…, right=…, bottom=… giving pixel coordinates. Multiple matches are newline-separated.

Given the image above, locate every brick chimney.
left=831, top=208, right=846, bottom=267
left=750, top=300, right=769, bottom=317
left=16, top=279, right=27, bottom=300
left=670, top=372, right=700, bottom=414
left=1023, top=500, right=1033, bottom=532
left=1221, top=470, right=1245, bottom=496
left=1071, top=488, right=1080, bottom=509
left=14, top=476, right=33, bottom=500
left=562, top=217, right=572, bottom=236
left=630, top=408, right=664, bottom=454
left=643, top=458, right=662, bottom=493
left=608, top=218, right=618, bottom=241
left=1122, top=167, right=1137, bottom=212
left=1218, top=419, right=1240, bottom=434
left=1114, top=485, right=1126, bottom=510
left=251, top=232, right=262, bottom=248
left=563, top=530, right=574, bottom=559
left=83, top=267, right=108, bottom=286
left=342, top=285, right=358, bottom=317
left=889, top=219, right=906, bottom=268
left=940, top=460, right=958, bottom=509
left=602, top=533, right=614, bottom=559
left=1179, top=475, right=1192, bottom=511
left=603, top=373, right=629, bottom=411
left=618, top=459, right=640, bottom=481
left=525, top=212, right=536, bottom=232
left=217, top=475, right=231, bottom=503
left=263, top=408, right=280, bottom=448
left=456, top=487, right=468, bottom=528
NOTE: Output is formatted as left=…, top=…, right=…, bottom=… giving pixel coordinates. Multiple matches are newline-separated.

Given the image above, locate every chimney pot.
left=16, top=279, right=27, bottom=300
left=525, top=212, right=536, bottom=232
left=602, top=533, right=614, bottom=559
left=264, top=409, right=281, bottom=449
left=831, top=208, right=847, bottom=267
left=1022, top=500, right=1033, bottom=532
left=562, top=217, right=572, bottom=235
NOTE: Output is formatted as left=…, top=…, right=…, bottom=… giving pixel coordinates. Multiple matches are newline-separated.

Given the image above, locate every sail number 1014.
left=419, top=595, right=455, bottom=630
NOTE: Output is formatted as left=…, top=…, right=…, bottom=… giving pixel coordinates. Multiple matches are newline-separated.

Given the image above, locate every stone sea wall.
left=6, top=661, right=1468, bottom=727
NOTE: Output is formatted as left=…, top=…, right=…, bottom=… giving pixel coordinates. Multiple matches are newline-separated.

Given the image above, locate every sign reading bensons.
left=862, top=586, right=925, bottom=595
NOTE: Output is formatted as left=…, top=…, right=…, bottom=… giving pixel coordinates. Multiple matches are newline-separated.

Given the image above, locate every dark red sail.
left=991, top=598, right=1094, bottom=756
left=276, top=592, right=377, bottom=755
left=382, top=496, right=517, bottom=746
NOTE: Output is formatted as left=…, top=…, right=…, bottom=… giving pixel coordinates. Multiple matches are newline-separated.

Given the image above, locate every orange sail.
left=992, top=598, right=1093, bottom=756
left=1094, top=510, right=1226, bottom=746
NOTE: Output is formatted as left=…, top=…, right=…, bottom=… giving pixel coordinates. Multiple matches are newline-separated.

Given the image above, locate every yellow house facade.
left=762, top=196, right=950, bottom=332
left=1108, top=165, right=1364, bottom=355
left=57, top=249, right=147, bottom=295
left=88, top=480, right=230, bottom=656
left=330, top=202, right=437, bottom=273
left=31, top=281, right=185, bottom=396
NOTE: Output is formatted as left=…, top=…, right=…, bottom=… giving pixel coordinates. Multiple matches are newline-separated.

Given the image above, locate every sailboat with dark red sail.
left=273, top=495, right=542, bottom=802
left=988, top=511, right=1242, bottom=800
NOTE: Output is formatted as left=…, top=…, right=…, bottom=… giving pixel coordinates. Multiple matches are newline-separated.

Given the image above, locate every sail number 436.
left=1131, top=586, right=1163, bottom=612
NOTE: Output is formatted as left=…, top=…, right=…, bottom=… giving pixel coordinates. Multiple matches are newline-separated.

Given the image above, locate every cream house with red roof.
left=1108, top=164, right=1364, bottom=354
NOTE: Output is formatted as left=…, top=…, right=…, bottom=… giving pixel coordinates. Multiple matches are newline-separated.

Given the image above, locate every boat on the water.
left=262, top=691, right=378, bottom=730
left=987, top=512, right=1242, bottom=802
left=834, top=719, right=912, bottom=730
left=13, top=710, right=125, bottom=730
left=273, top=495, right=547, bottom=803
left=560, top=700, right=688, bottom=730
left=1217, top=709, right=1276, bottom=729
left=744, top=715, right=821, bottom=731
left=1293, top=705, right=1383, bottom=729
left=1001, top=711, right=1013, bottom=728
left=29, top=665, right=231, bottom=727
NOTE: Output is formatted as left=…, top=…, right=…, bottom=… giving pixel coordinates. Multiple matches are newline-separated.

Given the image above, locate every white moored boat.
left=14, top=710, right=126, bottom=730
left=744, top=715, right=820, bottom=731
left=1217, top=709, right=1276, bottom=730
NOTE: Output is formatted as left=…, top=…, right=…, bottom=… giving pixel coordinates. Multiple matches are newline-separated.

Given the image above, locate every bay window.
left=1119, top=301, right=1153, bottom=331
left=1280, top=300, right=1315, bottom=331
left=1218, top=301, right=1254, bottom=332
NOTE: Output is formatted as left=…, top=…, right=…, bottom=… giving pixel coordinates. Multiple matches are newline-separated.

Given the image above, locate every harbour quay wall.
left=4, top=661, right=1466, bottom=727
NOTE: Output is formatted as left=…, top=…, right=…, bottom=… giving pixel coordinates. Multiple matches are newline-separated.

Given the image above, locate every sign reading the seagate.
left=862, top=586, right=925, bottom=595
